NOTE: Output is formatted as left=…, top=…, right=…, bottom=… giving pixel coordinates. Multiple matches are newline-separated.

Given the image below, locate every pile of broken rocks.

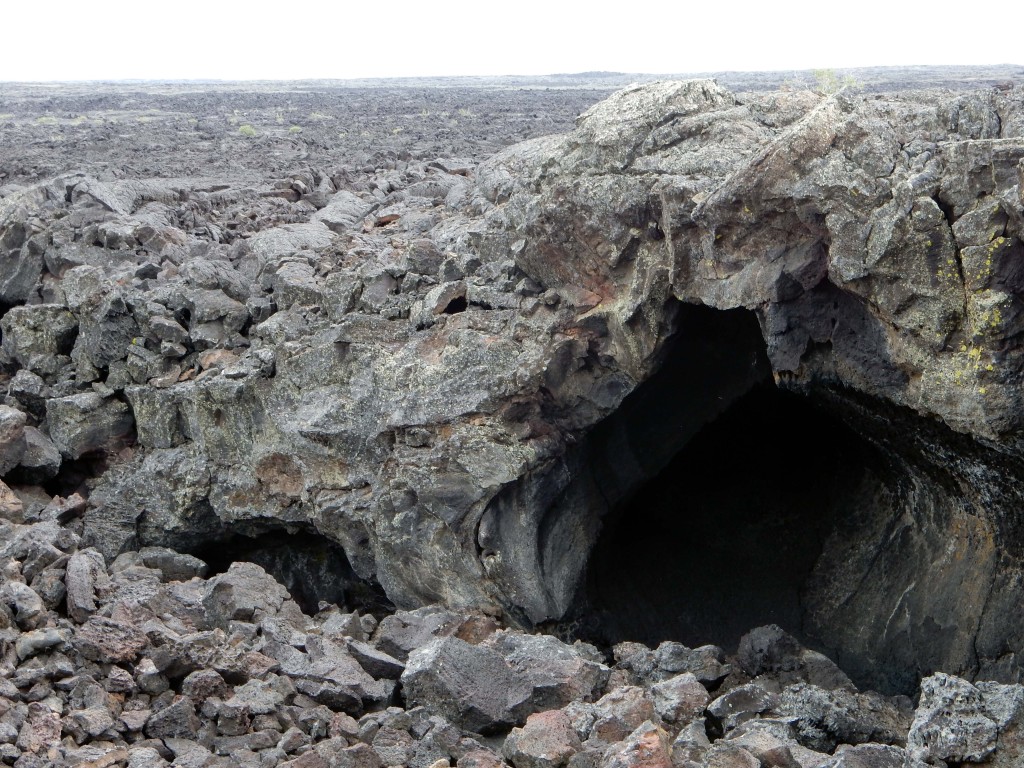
left=0, top=498, right=1020, bottom=768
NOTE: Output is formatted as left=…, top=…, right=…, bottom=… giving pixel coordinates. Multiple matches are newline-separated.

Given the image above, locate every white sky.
left=1, top=0, right=1019, bottom=81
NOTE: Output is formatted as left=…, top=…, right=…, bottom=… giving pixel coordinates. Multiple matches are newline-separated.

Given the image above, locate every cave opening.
left=192, top=528, right=395, bottom=619
left=570, top=303, right=890, bottom=678
left=442, top=295, right=468, bottom=314
left=583, top=381, right=877, bottom=651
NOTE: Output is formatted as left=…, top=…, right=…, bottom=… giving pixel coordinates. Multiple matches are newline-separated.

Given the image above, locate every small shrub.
left=812, top=68, right=861, bottom=94
left=288, top=125, right=302, bottom=134
left=238, top=124, right=258, bottom=138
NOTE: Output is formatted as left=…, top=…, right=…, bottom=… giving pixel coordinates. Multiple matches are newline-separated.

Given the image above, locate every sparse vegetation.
left=288, top=125, right=302, bottom=134
left=238, top=124, right=258, bottom=138
left=812, top=68, right=862, bottom=94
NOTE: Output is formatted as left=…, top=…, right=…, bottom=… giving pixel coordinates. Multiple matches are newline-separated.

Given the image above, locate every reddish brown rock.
left=503, top=710, right=582, bottom=768
left=16, top=702, right=61, bottom=754
left=604, top=721, right=673, bottom=768
left=73, top=616, right=148, bottom=663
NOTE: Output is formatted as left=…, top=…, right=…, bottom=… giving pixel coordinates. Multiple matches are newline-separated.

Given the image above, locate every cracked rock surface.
left=3, top=73, right=1024, bottom=762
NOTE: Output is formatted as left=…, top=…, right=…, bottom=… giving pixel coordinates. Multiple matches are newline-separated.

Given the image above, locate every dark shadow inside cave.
left=572, top=304, right=886, bottom=661
left=192, top=529, right=394, bottom=618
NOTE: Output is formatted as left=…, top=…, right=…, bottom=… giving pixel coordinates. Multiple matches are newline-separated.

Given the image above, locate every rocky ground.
left=2, top=504, right=1022, bottom=768
left=0, top=82, right=608, bottom=187
left=3, top=68, right=1024, bottom=766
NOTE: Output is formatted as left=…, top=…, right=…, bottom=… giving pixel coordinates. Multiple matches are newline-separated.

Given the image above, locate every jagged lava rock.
left=1, top=80, right=1024, bottom=701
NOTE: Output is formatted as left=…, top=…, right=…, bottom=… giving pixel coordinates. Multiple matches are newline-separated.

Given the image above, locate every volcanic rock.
left=2, top=79, right=1008, bottom=704
left=503, top=710, right=582, bottom=768
left=402, top=636, right=533, bottom=734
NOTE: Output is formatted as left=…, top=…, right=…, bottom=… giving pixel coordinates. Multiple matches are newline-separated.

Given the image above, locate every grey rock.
left=225, top=677, right=288, bottom=715
left=145, top=696, right=200, bottom=739
left=738, top=626, right=854, bottom=691
left=147, top=315, right=189, bottom=345
left=722, top=720, right=813, bottom=768
left=15, top=428, right=61, bottom=482
left=458, top=748, right=508, bottom=768
left=5, top=83, right=1024, bottom=719
left=63, top=706, right=115, bottom=740
left=104, top=665, right=136, bottom=693
left=738, top=625, right=806, bottom=677
left=0, top=721, right=17, bottom=743
left=311, top=191, right=373, bottom=233
left=0, top=406, right=27, bottom=476
left=1, top=305, right=77, bottom=380
left=14, top=627, right=68, bottom=660
left=700, top=742, right=761, bottom=768
left=181, top=668, right=228, bottom=701
left=75, top=290, right=140, bottom=370
left=774, top=683, right=909, bottom=753
left=346, top=639, right=404, bottom=679
left=0, top=216, right=43, bottom=305
left=906, top=673, right=1024, bottom=766
left=138, top=546, right=208, bottom=581
left=163, top=737, right=215, bottom=768
left=708, top=683, right=778, bottom=733
left=654, top=642, right=731, bottom=685
left=374, top=605, right=462, bottom=662
left=60, top=265, right=105, bottom=310
left=7, top=370, right=49, bottom=419
left=823, top=744, right=904, bottom=767
left=64, top=548, right=107, bottom=623
left=650, top=672, right=710, bottom=725
left=611, top=642, right=658, bottom=686
left=372, top=726, right=415, bottom=766
left=265, top=636, right=388, bottom=714
left=402, top=635, right=532, bottom=734
left=127, top=746, right=171, bottom=768
left=15, top=702, right=61, bottom=754
left=273, top=261, right=324, bottom=309
left=1, top=581, right=45, bottom=629
left=202, top=562, right=290, bottom=628
left=671, top=719, right=711, bottom=765
left=46, top=392, right=133, bottom=459
left=485, top=630, right=609, bottom=711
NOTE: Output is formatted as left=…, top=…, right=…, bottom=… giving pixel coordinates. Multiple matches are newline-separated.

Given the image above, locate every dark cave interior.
left=574, top=303, right=885, bottom=666
left=583, top=381, right=874, bottom=651
left=193, top=529, right=394, bottom=618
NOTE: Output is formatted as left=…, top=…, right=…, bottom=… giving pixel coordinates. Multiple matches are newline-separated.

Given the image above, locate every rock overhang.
left=1, top=80, right=1024, bottom=694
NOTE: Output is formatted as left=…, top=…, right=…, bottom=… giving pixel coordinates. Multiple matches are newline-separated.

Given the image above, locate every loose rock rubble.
left=3, top=75, right=1024, bottom=765
left=2, top=503, right=1023, bottom=766
left=4, top=72, right=1024, bottom=700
